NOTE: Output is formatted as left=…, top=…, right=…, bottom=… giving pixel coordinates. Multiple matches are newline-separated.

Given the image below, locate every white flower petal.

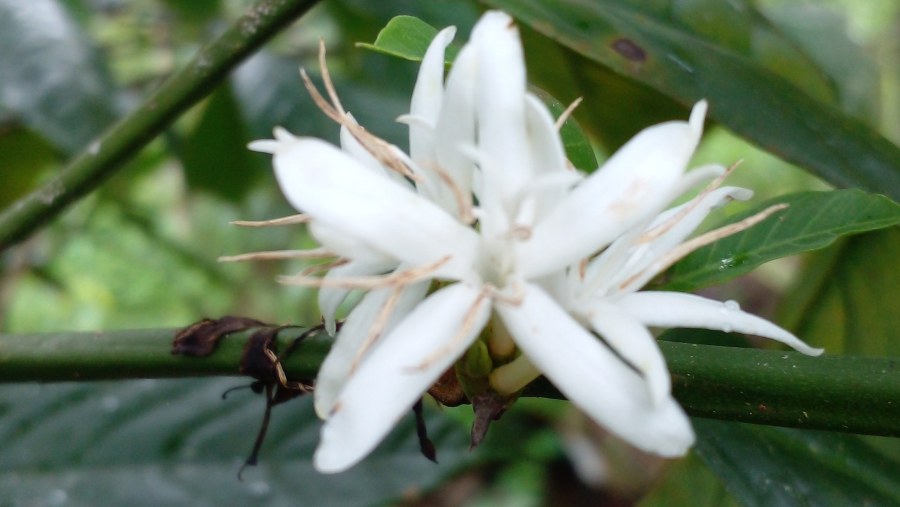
left=307, top=221, right=394, bottom=266
left=315, top=288, right=388, bottom=418
left=618, top=291, right=824, bottom=356
left=525, top=93, right=568, bottom=176
left=314, top=283, right=490, bottom=473
left=584, top=301, right=672, bottom=406
left=314, top=280, right=429, bottom=418
left=472, top=11, right=530, bottom=213
left=318, top=257, right=398, bottom=335
left=519, top=103, right=708, bottom=278
left=586, top=186, right=753, bottom=297
left=432, top=44, right=477, bottom=214
left=339, top=122, right=387, bottom=176
left=496, top=284, right=695, bottom=457
left=268, top=136, right=479, bottom=279
left=523, top=93, right=572, bottom=217
left=248, top=126, right=296, bottom=153
left=669, top=163, right=726, bottom=198
left=408, top=26, right=456, bottom=163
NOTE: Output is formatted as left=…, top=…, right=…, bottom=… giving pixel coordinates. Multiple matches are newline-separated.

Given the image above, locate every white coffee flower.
left=242, top=10, right=822, bottom=474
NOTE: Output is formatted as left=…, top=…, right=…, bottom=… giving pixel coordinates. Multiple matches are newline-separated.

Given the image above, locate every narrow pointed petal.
left=618, top=291, right=824, bottom=356
left=314, top=280, right=429, bottom=418
left=314, top=283, right=490, bottom=473
left=496, top=284, right=695, bottom=457
left=268, top=136, right=479, bottom=279
left=585, top=301, right=672, bottom=406
left=315, top=288, right=388, bottom=418
left=646, top=186, right=752, bottom=242
left=523, top=93, right=572, bottom=217
left=408, top=26, right=456, bottom=162
left=519, top=103, right=708, bottom=279
left=525, top=93, right=568, bottom=178
left=318, top=257, right=398, bottom=336
left=433, top=44, right=477, bottom=212
left=669, top=163, right=726, bottom=198
left=588, top=186, right=752, bottom=296
left=472, top=11, right=530, bottom=212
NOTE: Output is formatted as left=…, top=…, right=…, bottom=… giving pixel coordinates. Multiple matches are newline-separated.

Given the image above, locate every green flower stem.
left=0, top=327, right=332, bottom=383
left=527, top=341, right=900, bottom=437
left=0, top=0, right=320, bottom=252
left=665, top=342, right=900, bottom=437
left=1, top=329, right=897, bottom=437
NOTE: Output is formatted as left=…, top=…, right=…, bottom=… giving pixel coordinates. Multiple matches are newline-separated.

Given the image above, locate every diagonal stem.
left=0, top=0, right=321, bottom=252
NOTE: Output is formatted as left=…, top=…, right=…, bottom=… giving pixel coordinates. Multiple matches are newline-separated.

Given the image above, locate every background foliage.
left=1, top=0, right=898, bottom=505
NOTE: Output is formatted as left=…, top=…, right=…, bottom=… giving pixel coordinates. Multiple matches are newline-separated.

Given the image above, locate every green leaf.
left=356, top=15, right=459, bottom=63
left=693, top=419, right=900, bottom=507
left=0, top=379, right=471, bottom=505
left=180, top=85, right=263, bottom=202
left=0, top=127, right=57, bottom=208
left=0, top=0, right=119, bottom=155
left=486, top=0, right=900, bottom=200
left=758, top=3, right=879, bottom=121
left=666, top=189, right=900, bottom=291
left=780, top=228, right=900, bottom=356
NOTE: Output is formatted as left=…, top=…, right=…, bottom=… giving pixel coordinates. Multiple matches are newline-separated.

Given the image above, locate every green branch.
left=0, top=0, right=321, bottom=252
left=1, top=328, right=897, bottom=437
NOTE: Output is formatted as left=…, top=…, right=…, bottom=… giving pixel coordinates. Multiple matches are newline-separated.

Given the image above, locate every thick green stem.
left=0, top=0, right=320, bottom=252
left=1, top=329, right=898, bottom=437
left=665, top=342, right=899, bottom=436
left=526, top=342, right=900, bottom=436
left=527, top=342, right=900, bottom=437
left=0, top=327, right=331, bottom=382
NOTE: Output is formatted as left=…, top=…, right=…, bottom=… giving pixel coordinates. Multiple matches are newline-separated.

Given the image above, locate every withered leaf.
left=172, top=316, right=265, bottom=356
left=428, top=367, right=468, bottom=407
left=470, top=392, right=511, bottom=449
left=413, top=398, right=438, bottom=463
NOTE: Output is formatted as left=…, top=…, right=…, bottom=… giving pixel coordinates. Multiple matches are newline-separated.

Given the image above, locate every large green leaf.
left=486, top=0, right=900, bottom=200
left=666, top=189, right=900, bottom=291
left=180, top=86, right=264, bottom=202
left=693, top=419, right=900, bottom=507
left=0, top=127, right=57, bottom=208
left=0, top=379, right=472, bottom=505
left=780, top=228, right=900, bottom=357
left=758, top=3, right=879, bottom=121
left=0, top=0, right=119, bottom=155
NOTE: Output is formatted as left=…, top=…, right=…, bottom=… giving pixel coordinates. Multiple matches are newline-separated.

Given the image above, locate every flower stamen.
left=638, top=160, right=741, bottom=245
left=618, top=203, right=789, bottom=292
left=554, top=97, right=583, bottom=130
left=218, top=248, right=335, bottom=262
left=300, top=42, right=419, bottom=182
left=230, top=214, right=310, bottom=227
left=407, top=286, right=491, bottom=371
left=277, top=255, right=451, bottom=289
left=430, top=162, right=476, bottom=224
